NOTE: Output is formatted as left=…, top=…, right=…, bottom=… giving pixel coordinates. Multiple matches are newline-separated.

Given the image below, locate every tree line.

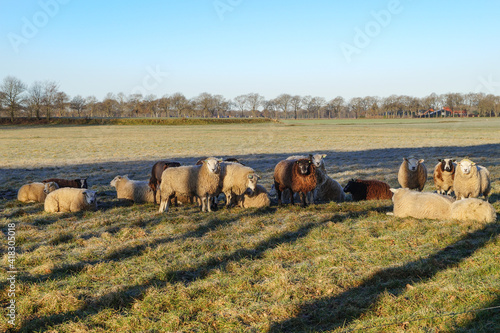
left=1, top=75, right=499, bottom=122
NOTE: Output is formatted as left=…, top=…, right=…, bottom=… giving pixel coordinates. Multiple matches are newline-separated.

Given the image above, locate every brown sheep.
left=433, top=159, right=456, bottom=195
left=343, top=179, right=393, bottom=201
left=148, top=161, right=181, bottom=204
left=274, top=157, right=317, bottom=207
left=43, top=178, right=88, bottom=189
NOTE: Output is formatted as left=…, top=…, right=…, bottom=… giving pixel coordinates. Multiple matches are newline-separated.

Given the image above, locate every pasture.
left=1, top=118, right=499, bottom=332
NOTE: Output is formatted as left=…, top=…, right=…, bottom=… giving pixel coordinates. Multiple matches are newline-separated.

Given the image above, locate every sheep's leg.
left=290, top=190, right=295, bottom=205
left=207, top=194, right=213, bottom=212
left=275, top=182, right=283, bottom=206
left=300, top=192, right=308, bottom=207
left=201, top=195, right=208, bottom=212
left=225, top=191, right=232, bottom=208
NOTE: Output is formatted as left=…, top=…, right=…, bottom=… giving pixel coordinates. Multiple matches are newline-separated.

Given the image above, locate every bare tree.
left=54, top=91, right=69, bottom=117
left=26, top=81, right=44, bottom=119
left=158, top=94, right=172, bottom=117
left=275, top=93, right=293, bottom=119
left=171, top=92, right=188, bottom=117
left=70, top=95, right=86, bottom=117
left=0, top=76, right=26, bottom=122
left=234, top=95, right=247, bottom=117
left=85, top=96, right=98, bottom=118
left=42, top=81, right=59, bottom=121
left=246, top=93, right=264, bottom=117
left=329, top=96, right=345, bottom=118
left=290, top=95, right=302, bottom=119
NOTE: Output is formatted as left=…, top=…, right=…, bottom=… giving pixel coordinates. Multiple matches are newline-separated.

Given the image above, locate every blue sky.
left=1, top=0, right=499, bottom=101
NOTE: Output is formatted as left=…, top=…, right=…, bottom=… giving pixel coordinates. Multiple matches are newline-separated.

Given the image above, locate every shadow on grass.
left=454, top=295, right=500, bottom=332
left=268, top=221, right=500, bottom=333
left=16, top=210, right=367, bottom=332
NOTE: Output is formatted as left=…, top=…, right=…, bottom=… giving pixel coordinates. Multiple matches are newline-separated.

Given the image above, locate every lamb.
left=159, top=157, right=221, bottom=213
left=453, top=159, right=491, bottom=200
left=219, top=162, right=259, bottom=207
left=17, top=182, right=59, bottom=203
left=42, top=178, right=88, bottom=189
left=236, top=184, right=271, bottom=208
left=397, top=157, right=427, bottom=191
left=433, top=159, right=456, bottom=195
left=274, top=157, right=317, bottom=207
left=148, top=161, right=181, bottom=204
left=450, top=198, right=497, bottom=223
left=390, top=188, right=455, bottom=220
left=111, top=175, right=159, bottom=203
left=44, top=188, right=97, bottom=213
left=343, top=179, right=392, bottom=201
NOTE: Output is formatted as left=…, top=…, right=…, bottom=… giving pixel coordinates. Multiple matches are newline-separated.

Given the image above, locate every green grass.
left=0, top=118, right=499, bottom=332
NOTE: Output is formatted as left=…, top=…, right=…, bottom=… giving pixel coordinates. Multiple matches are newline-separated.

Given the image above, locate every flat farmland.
left=0, top=118, right=499, bottom=332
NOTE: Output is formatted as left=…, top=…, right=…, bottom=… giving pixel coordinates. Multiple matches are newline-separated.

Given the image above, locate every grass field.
left=1, top=118, right=499, bottom=332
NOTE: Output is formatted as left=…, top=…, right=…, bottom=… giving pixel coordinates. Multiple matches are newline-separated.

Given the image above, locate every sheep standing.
left=274, top=157, right=317, bottom=207
left=44, top=188, right=97, bottom=213
left=111, top=175, right=159, bottom=203
left=149, top=161, right=181, bottom=204
left=433, top=159, right=456, bottom=195
left=450, top=198, right=496, bottom=223
left=453, top=159, right=491, bottom=200
left=285, top=154, right=326, bottom=203
left=219, top=162, right=259, bottom=207
left=343, top=179, right=392, bottom=201
left=159, top=157, right=221, bottom=213
left=390, top=188, right=455, bottom=220
left=236, top=184, right=271, bottom=208
left=42, top=178, right=88, bottom=189
left=398, top=157, right=427, bottom=191
left=17, top=182, right=59, bottom=203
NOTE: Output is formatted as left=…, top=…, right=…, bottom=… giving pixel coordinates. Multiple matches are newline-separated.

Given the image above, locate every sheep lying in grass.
left=17, top=182, right=59, bottom=203
left=433, top=159, right=456, bottom=195
left=315, top=171, right=345, bottom=202
left=274, top=157, right=317, bottom=207
left=110, top=175, right=159, bottom=203
left=159, top=157, right=221, bottom=213
left=450, top=198, right=497, bottom=223
left=42, top=178, right=88, bottom=189
left=453, top=159, right=491, bottom=200
left=343, top=179, right=392, bottom=201
left=398, top=157, right=427, bottom=191
left=390, top=188, right=455, bottom=220
left=219, top=162, right=259, bottom=207
left=44, top=188, right=97, bottom=213
left=236, top=184, right=271, bottom=208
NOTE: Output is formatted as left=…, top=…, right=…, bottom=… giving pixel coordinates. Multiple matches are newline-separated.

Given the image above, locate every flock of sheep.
left=15, top=154, right=497, bottom=223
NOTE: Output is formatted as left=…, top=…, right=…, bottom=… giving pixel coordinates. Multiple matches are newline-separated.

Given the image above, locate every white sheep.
left=219, top=162, right=259, bottom=207
left=390, top=188, right=455, bottom=220
left=110, top=175, right=159, bottom=203
left=44, top=188, right=97, bottom=213
left=159, top=157, right=221, bottom=213
left=453, top=159, right=491, bottom=200
left=398, top=157, right=427, bottom=191
left=236, top=184, right=271, bottom=208
left=17, top=182, right=59, bottom=203
left=433, top=159, right=456, bottom=195
left=450, top=198, right=497, bottom=223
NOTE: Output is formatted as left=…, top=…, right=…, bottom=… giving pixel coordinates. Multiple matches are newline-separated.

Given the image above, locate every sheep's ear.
left=390, top=188, right=397, bottom=194
left=403, top=158, right=408, bottom=162
left=322, top=154, right=327, bottom=158
left=452, top=159, right=456, bottom=162
left=471, top=162, right=476, bottom=166
left=308, top=154, right=313, bottom=160
left=438, top=159, right=442, bottom=162
left=419, top=159, right=424, bottom=163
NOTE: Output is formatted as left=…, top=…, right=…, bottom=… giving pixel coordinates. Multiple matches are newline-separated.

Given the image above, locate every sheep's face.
left=296, top=159, right=313, bottom=175
left=246, top=173, right=259, bottom=193
left=343, top=179, right=355, bottom=193
left=110, top=176, right=121, bottom=187
left=439, top=159, right=455, bottom=172
left=43, top=182, right=59, bottom=194
left=311, top=154, right=326, bottom=168
left=78, top=178, right=88, bottom=189
left=405, top=157, right=423, bottom=172
left=458, top=159, right=475, bottom=174
left=204, top=158, right=221, bottom=174
left=84, top=190, right=97, bottom=205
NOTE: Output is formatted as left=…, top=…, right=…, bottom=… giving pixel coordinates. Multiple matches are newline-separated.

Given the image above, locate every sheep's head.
left=246, top=173, right=260, bottom=193
left=110, top=175, right=128, bottom=187
left=343, top=179, right=356, bottom=193
left=458, top=159, right=475, bottom=174
left=204, top=157, right=221, bottom=174
left=43, top=182, right=59, bottom=194
left=404, top=157, right=424, bottom=172
left=310, top=154, right=326, bottom=168
left=296, top=159, right=314, bottom=175
left=78, top=178, right=88, bottom=189
left=84, top=190, right=97, bottom=205
left=438, top=158, right=456, bottom=172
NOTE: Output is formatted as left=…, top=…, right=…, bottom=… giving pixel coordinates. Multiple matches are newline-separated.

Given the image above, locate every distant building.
left=418, top=107, right=467, bottom=117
